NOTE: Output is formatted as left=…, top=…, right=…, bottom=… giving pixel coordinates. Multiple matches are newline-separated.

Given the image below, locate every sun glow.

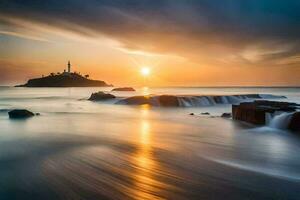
left=141, top=67, right=150, bottom=76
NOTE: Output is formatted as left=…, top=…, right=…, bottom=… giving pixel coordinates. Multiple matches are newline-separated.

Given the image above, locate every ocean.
left=0, top=86, right=300, bottom=200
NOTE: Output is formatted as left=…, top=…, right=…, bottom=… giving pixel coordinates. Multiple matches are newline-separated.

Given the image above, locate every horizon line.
left=1, top=85, right=300, bottom=88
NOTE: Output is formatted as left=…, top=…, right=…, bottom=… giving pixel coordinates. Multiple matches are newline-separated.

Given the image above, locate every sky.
left=1, top=0, right=300, bottom=86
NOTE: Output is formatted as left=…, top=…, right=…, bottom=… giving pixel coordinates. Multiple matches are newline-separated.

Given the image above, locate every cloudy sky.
left=0, top=0, right=300, bottom=86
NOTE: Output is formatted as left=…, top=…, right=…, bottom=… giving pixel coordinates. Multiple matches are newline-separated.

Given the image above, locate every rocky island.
left=88, top=91, right=116, bottom=101
left=16, top=61, right=112, bottom=87
left=112, top=87, right=135, bottom=92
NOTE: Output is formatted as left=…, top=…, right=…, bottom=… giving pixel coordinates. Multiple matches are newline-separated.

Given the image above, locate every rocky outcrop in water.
left=201, top=112, right=210, bottom=115
left=112, top=87, right=135, bottom=92
left=8, top=109, right=35, bottom=119
left=89, top=92, right=116, bottom=101
left=232, top=100, right=300, bottom=125
left=221, top=113, right=232, bottom=118
left=116, top=94, right=286, bottom=107
left=158, top=95, right=180, bottom=106
left=116, top=95, right=179, bottom=106
left=117, top=96, right=152, bottom=105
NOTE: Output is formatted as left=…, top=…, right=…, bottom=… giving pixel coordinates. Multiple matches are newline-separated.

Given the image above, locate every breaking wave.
left=267, top=112, right=295, bottom=130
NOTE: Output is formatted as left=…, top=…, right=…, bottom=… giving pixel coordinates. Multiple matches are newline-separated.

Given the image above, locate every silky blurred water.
left=0, top=87, right=300, bottom=200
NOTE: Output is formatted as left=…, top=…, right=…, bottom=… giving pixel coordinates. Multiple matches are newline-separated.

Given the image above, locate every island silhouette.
left=16, top=61, right=112, bottom=87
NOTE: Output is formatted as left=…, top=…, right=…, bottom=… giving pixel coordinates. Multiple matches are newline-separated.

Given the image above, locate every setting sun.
left=1, top=1, right=300, bottom=200
left=141, top=67, right=150, bottom=76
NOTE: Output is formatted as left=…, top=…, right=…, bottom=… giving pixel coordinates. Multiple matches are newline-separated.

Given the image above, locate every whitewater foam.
left=268, top=112, right=295, bottom=130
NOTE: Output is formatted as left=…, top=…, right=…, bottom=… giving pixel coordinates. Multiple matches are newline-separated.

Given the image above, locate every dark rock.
left=89, top=92, right=116, bottom=101
left=288, top=112, right=300, bottom=132
left=117, top=96, right=152, bottom=105
left=112, top=87, right=135, bottom=92
left=36, top=113, right=41, bottom=116
left=221, top=113, right=232, bottom=118
left=8, top=109, right=34, bottom=119
left=232, top=100, right=299, bottom=125
left=158, top=95, right=180, bottom=107
left=189, top=113, right=194, bottom=116
left=116, top=95, right=180, bottom=107
left=201, top=112, right=210, bottom=115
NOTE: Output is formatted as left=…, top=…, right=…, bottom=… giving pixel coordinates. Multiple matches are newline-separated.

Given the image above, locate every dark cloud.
left=1, top=0, right=300, bottom=65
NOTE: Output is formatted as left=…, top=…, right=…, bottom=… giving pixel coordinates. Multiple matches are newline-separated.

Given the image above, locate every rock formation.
left=221, top=113, right=232, bottom=118
left=89, top=92, right=116, bottom=101
left=201, top=112, right=210, bottom=115
left=112, top=87, right=135, bottom=92
left=232, top=101, right=300, bottom=132
left=8, top=109, right=35, bottom=119
left=116, top=95, right=180, bottom=107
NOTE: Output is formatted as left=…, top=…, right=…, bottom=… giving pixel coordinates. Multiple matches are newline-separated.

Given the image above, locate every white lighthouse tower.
left=67, top=60, right=71, bottom=73
left=62, top=61, right=72, bottom=76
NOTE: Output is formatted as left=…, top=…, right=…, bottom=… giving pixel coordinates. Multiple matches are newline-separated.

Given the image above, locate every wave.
left=267, top=112, right=295, bottom=130
left=0, top=109, right=11, bottom=113
left=205, top=157, right=300, bottom=181
left=116, top=94, right=286, bottom=107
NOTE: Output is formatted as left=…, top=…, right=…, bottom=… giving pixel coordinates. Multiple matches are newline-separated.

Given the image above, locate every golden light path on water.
left=132, top=104, right=165, bottom=200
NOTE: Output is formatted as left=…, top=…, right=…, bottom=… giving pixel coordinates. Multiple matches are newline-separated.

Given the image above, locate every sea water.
left=0, top=86, right=300, bottom=200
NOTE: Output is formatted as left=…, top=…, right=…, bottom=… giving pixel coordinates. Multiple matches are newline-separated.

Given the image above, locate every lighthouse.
left=68, top=61, right=71, bottom=73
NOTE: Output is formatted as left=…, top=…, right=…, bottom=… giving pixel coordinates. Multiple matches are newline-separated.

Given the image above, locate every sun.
left=141, top=67, right=150, bottom=76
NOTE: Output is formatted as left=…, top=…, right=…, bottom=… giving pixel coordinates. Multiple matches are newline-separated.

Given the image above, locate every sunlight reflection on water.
left=134, top=119, right=156, bottom=198
left=1, top=87, right=300, bottom=199
left=132, top=105, right=166, bottom=200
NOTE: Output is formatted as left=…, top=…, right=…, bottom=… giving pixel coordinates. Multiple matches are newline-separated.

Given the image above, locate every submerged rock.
left=201, top=112, right=210, bottom=115
left=116, top=95, right=179, bottom=107
left=117, top=96, right=152, bottom=105
left=112, top=87, right=135, bottom=92
left=89, top=92, right=116, bottom=101
left=221, top=113, right=232, bottom=118
left=8, top=109, right=35, bottom=119
left=232, top=100, right=299, bottom=125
